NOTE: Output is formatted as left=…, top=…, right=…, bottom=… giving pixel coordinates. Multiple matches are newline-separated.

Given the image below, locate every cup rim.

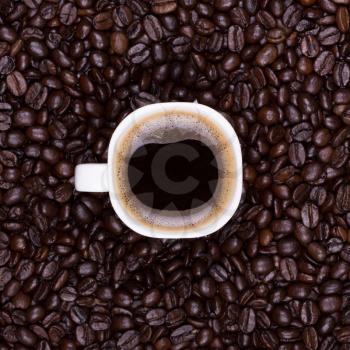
left=107, top=102, right=242, bottom=239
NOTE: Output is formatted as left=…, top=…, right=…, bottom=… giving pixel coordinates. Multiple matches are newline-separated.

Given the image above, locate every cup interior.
left=107, top=102, right=242, bottom=239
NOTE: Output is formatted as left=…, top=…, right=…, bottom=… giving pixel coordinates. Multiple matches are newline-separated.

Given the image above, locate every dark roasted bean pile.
left=1, top=0, right=350, bottom=349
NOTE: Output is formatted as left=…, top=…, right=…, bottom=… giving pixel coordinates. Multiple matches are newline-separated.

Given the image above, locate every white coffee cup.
left=75, top=102, right=242, bottom=239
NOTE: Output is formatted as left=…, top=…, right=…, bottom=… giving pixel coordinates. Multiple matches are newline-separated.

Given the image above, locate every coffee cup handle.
left=75, top=164, right=109, bottom=192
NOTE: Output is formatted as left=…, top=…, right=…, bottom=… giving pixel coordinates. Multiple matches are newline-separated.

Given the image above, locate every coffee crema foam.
left=113, top=109, right=237, bottom=233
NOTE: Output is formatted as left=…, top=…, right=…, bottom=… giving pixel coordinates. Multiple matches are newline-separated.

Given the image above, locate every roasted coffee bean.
left=280, top=257, right=297, bottom=281
left=170, top=324, right=195, bottom=344
left=336, top=327, right=350, bottom=343
left=128, top=43, right=150, bottom=64
left=314, top=51, right=335, bottom=76
left=277, top=237, right=300, bottom=257
left=301, top=35, right=320, bottom=58
left=228, top=25, right=244, bottom=52
left=0, top=25, right=17, bottom=42
left=23, top=0, right=42, bottom=9
left=336, top=184, right=350, bottom=212
left=301, top=202, right=320, bottom=229
left=336, top=6, right=350, bottom=33
left=209, top=264, right=228, bottom=282
left=25, top=82, right=48, bottom=110
left=143, top=15, right=163, bottom=41
left=145, top=308, right=166, bottom=326
left=117, top=330, right=140, bottom=349
left=112, top=315, right=134, bottom=331
left=308, top=242, right=326, bottom=262
left=152, top=0, right=177, bottom=14
left=93, top=12, right=113, bottom=30
left=301, top=301, right=320, bottom=325
left=75, top=324, right=95, bottom=346
left=0, top=112, right=11, bottom=131
left=252, top=256, right=274, bottom=275
left=59, top=3, right=77, bottom=26
left=113, top=6, right=133, bottom=27
left=283, top=4, right=303, bottom=28
left=303, top=326, right=318, bottom=350
left=272, top=305, right=292, bottom=327
left=291, top=122, right=313, bottom=142
left=319, top=295, right=342, bottom=313
left=90, top=313, right=111, bottom=331
left=318, top=27, right=340, bottom=46
left=256, top=44, right=278, bottom=67
left=0, top=267, right=12, bottom=290
left=0, top=55, right=15, bottom=75
left=301, top=162, right=323, bottom=182
left=239, top=308, right=256, bottom=333
left=6, top=71, right=27, bottom=96
left=288, top=143, right=306, bottom=167
left=17, top=327, right=37, bottom=346
left=70, top=305, right=88, bottom=325
left=195, top=18, right=215, bottom=36
left=27, top=40, right=47, bottom=58
left=111, top=32, right=128, bottom=55
left=142, top=288, right=161, bottom=307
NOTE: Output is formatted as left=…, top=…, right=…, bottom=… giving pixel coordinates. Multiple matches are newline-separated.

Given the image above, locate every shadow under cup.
left=111, top=107, right=241, bottom=236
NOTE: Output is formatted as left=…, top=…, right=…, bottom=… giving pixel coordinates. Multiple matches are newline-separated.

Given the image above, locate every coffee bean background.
left=1, top=0, right=350, bottom=349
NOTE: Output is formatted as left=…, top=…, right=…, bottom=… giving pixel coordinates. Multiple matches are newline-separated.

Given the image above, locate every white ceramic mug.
left=75, top=102, right=242, bottom=239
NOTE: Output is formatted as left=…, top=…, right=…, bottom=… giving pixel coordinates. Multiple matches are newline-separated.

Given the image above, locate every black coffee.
left=128, top=139, right=218, bottom=210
